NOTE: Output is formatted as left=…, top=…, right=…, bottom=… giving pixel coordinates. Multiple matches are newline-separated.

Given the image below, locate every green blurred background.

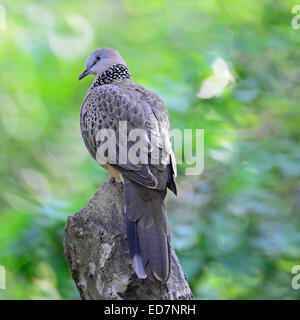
left=1, top=0, right=300, bottom=299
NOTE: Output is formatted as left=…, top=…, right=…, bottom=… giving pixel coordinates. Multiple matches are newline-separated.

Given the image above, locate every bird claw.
left=107, top=175, right=123, bottom=193
left=107, top=175, right=116, bottom=184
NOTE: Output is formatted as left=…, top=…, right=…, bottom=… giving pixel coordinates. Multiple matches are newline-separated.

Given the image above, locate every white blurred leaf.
left=197, top=58, right=234, bottom=99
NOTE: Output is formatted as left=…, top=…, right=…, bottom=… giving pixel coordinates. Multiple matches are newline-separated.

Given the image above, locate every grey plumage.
left=79, top=48, right=177, bottom=282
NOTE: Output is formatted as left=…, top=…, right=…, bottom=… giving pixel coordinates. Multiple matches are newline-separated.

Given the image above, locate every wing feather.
left=80, top=81, right=176, bottom=191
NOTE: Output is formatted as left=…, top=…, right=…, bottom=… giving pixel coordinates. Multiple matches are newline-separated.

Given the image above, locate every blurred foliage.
left=0, top=0, right=300, bottom=299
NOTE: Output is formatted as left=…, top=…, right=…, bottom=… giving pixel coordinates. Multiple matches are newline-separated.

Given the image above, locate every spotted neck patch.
left=90, top=64, right=131, bottom=90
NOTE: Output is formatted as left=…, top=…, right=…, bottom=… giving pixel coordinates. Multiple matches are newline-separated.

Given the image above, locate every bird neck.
left=89, top=64, right=131, bottom=90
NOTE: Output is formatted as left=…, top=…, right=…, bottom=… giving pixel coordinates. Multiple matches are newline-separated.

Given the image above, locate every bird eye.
left=96, top=56, right=101, bottom=61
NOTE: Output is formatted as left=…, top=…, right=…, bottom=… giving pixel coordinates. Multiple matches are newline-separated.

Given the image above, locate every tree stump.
left=64, top=181, right=193, bottom=300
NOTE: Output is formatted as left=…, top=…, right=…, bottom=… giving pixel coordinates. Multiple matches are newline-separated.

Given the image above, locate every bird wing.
left=80, top=82, right=176, bottom=191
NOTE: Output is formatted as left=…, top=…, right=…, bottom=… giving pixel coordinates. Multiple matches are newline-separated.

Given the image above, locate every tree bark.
left=64, top=181, right=193, bottom=300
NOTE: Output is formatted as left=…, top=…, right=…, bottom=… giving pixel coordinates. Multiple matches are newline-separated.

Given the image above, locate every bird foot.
left=107, top=175, right=123, bottom=193
left=107, top=175, right=116, bottom=184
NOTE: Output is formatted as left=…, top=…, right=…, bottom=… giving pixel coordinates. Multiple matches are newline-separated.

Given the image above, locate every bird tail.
left=124, top=178, right=171, bottom=282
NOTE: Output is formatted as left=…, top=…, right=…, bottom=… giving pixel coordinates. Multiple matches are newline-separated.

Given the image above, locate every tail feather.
left=138, top=221, right=170, bottom=282
left=124, top=178, right=171, bottom=282
left=126, top=218, right=147, bottom=279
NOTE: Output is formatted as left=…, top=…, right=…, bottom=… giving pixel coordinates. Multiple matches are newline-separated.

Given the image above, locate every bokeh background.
left=1, top=0, right=300, bottom=299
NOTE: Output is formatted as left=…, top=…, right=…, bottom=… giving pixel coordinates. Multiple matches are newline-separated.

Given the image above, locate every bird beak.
left=78, top=68, right=90, bottom=80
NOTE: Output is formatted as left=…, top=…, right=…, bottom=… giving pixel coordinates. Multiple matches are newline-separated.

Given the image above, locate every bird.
left=78, top=48, right=177, bottom=282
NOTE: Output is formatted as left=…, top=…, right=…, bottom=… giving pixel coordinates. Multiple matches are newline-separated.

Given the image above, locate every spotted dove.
left=79, top=48, right=177, bottom=282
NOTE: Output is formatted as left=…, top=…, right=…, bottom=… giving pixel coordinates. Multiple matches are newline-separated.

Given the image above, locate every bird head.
left=78, top=48, right=127, bottom=80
